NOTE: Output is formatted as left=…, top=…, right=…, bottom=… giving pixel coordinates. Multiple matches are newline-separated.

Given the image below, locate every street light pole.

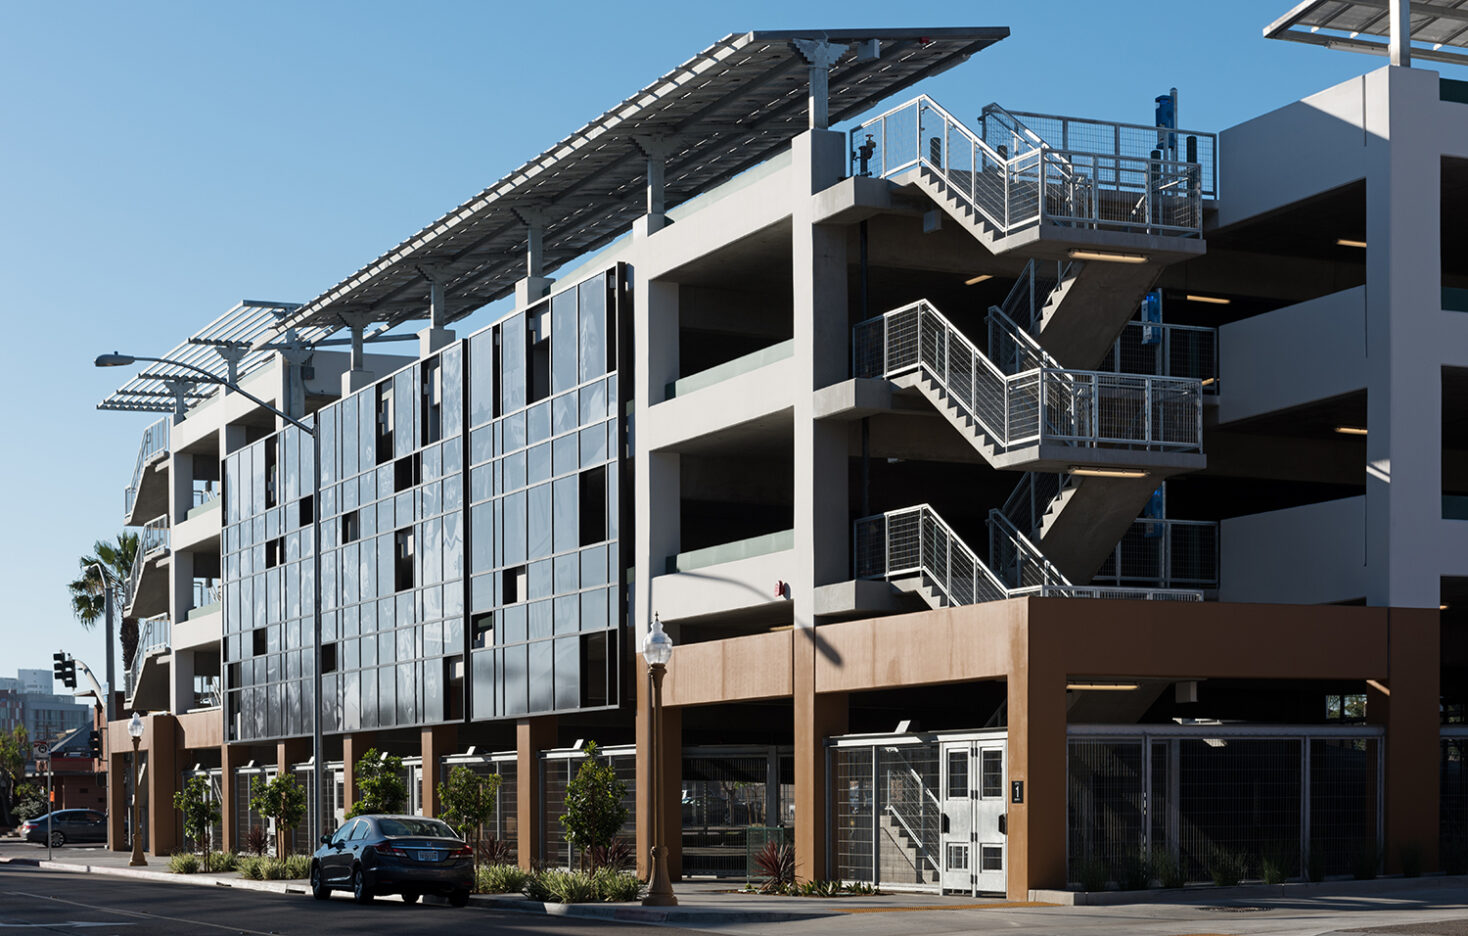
left=97, top=351, right=326, bottom=845
left=642, top=615, right=676, bottom=907
left=86, top=562, right=116, bottom=724
left=128, top=712, right=145, bottom=866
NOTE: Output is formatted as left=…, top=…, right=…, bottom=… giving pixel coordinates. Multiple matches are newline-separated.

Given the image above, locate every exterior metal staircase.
left=854, top=503, right=1202, bottom=606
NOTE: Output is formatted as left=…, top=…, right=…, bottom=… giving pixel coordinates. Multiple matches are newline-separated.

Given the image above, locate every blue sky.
left=0, top=0, right=1426, bottom=696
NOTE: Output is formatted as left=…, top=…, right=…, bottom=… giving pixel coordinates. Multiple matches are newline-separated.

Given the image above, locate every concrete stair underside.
left=1034, top=474, right=1167, bottom=585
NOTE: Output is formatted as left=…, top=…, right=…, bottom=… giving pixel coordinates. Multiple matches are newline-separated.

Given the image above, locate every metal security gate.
left=1068, top=725, right=1383, bottom=885
left=831, top=730, right=1007, bottom=894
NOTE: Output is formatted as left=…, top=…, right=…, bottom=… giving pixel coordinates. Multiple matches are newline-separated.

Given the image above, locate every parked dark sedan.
left=310, top=815, right=473, bottom=906
left=19, top=809, right=107, bottom=847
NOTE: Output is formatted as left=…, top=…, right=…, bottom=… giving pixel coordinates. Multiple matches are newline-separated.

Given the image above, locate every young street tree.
left=0, top=727, right=29, bottom=829
left=437, top=766, right=502, bottom=872
left=249, top=774, right=308, bottom=857
left=559, top=741, right=629, bottom=870
left=347, top=748, right=406, bottom=818
left=172, top=775, right=220, bottom=855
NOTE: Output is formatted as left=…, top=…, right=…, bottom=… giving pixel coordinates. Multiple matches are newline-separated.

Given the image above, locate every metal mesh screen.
left=1068, top=741, right=1146, bottom=875
left=1176, top=739, right=1301, bottom=882
left=1310, top=738, right=1379, bottom=878
left=440, top=757, right=518, bottom=862
left=832, top=740, right=948, bottom=891
left=833, top=747, right=874, bottom=884
left=1443, top=738, right=1468, bottom=865
left=541, top=750, right=636, bottom=870
left=681, top=753, right=785, bottom=878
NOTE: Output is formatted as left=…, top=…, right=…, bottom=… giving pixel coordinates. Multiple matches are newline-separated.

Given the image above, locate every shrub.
left=1260, top=842, right=1297, bottom=885
left=477, top=836, right=513, bottom=867
left=842, top=881, right=877, bottom=895
left=1351, top=840, right=1382, bottom=880
left=1207, top=848, right=1248, bottom=887
left=1151, top=847, right=1184, bottom=889
left=168, top=851, right=200, bottom=874
left=754, top=842, right=795, bottom=894
left=591, top=866, right=643, bottom=902
left=586, top=840, right=632, bottom=872
left=1118, top=850, right=1152, bottom=890
left=237, top=857, right=263, bottom=880
left=560, top=742, right=630, bottom=869
left=347, top=748, right=407, bottom=818
left=1076, top=857, right=1109, bottom=892
left=244, top=824, right=269, bottom=857
left=476, top=863, right=529, bottom=894
left=522, top=870, right=554, bottom=902
left=283, top=854, right=311, bottom=879
left=798, top=879, right=842, bottom=897
left=205, top=851, right=237, bottom=873
left=1400, top=842, right=1423, bottom=878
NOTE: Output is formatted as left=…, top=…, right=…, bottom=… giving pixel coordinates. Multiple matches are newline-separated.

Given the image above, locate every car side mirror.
left=319, top=834, right=331, bottom=845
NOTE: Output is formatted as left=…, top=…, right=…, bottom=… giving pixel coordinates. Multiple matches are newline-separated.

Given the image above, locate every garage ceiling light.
left=1334, top=426, right=1368, bottom=436
left=1069, top=466, right=1150, bottom=479
left=1186, top=294, right=1230, bottom=305
left=1068, top=249, right=1149, bottom=264
left=964, top=274, right=993, bottom=285
left=1337, top=238, right=1367, bottom=248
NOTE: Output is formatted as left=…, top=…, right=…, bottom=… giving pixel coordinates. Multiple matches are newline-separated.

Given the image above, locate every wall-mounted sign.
left=1010, top=779, right=1024, bottom=804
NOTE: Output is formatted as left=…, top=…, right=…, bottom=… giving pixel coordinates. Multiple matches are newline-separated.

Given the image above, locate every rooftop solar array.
left=1266, top=0, right=1468, bottom=64
left=256, top=28, right=1008, bottom=342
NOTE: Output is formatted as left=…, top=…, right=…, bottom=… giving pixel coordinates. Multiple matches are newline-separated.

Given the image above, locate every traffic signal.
left=87, top=730, right=102, bottom=758
left=52, top=652, right=65, bottom=684
left=60, top=658, right=76, bottom=690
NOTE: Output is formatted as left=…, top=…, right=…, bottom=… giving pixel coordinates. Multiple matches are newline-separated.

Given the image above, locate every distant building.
left=0, top=671, right=92, bottom=760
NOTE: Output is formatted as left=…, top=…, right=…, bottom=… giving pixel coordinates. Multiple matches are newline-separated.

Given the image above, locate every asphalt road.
left=0, top=863, right=692, bottom=936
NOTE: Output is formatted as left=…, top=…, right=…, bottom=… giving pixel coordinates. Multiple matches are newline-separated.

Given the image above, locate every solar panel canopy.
left=254, top=28, right=1009, bottom=344
left=1266, top=0, right=1468, bottom=64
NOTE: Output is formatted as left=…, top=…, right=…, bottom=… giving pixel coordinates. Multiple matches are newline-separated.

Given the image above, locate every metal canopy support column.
left=1390, top=0, right=1412, bottom=65
left=514, top=207, right=554, bottom=307
left=634, top=136, right=673, bottom=236
left=415, top=264, right=455, bottom=356
left=792, top=39, right=849, bottom=131
left=338, top=311, right=375, bottom=395
left=167, top=379, right=195, bottom=425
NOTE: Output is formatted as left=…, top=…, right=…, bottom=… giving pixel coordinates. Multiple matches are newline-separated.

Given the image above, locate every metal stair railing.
left=1000, top=471, right=1068, bottom=540
left=851, top=95, right=1203, bottom=238
left=1093, top=517, right=1220, bottom=589
left=124, top=515, right=171, bottom=611
left=853, top=299, right=1204, bottom=454
left=988, top=295, right=1061, bottom=374
left=987, top=508, right=1072, bottom=591
left=1099, top=321, right=1219, bottom=390
left=979, top=102, right=1219, bottom=199
left=995, top=258, right=1072, bottom=337
left=123, top=417, right=170, bottom=519
left=125, top=613, right=171, bottom=702
left=854, top=504, right=1009, bottom=606
left=882, top=753, right=942, bottom=880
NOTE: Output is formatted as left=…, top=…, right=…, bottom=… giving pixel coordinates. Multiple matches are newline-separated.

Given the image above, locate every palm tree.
left=67, top=532, right=139, bottom=670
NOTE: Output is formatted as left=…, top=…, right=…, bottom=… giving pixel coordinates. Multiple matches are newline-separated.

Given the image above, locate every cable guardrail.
left=123, top=417, right=170, bottom=518
left=979, top=102, right=1219, bottom=199
left=851, top=95, right=1204, bottom=238
left=853, top=300, right=1203, bottom=454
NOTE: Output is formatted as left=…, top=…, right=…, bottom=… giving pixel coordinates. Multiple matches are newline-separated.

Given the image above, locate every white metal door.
left=939, top=742, right=974, bottom=894
left=974, top=742, right=1007, bottom=893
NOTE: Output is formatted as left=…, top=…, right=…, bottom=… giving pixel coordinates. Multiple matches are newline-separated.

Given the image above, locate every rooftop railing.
left=123, top=417, right=169, bottom=519
left=851, top=95, right=1204, bottom=238
left=979, top=103, right=1219, bottom=199
left=854, top=300, right=1204, bottom=454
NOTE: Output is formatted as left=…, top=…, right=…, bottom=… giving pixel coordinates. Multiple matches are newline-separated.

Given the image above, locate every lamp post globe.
left=127, top=712, right=146, bottom=866
left=642, top=614, right=676, bottom=907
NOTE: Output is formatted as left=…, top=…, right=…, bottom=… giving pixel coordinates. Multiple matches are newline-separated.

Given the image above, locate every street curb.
left=1030, top=873, right=1468, bottom=907
left=471, top=894, right=838, bottom=924
left=0, top=856, right=836, bottom=924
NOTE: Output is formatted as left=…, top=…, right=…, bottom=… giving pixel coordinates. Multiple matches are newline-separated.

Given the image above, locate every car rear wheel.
left=310, top=864, right=330, bottom=900
left=49, top=831, right=64, bottom=848
left=448, top=889, right=470, bottom=908
left=352, top=868, right=374, bottom=905
left=400, top=890, right=420, bottom=905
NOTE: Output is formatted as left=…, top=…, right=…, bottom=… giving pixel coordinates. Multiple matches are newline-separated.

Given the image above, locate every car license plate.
left=421, top=850, right=441, bottom=862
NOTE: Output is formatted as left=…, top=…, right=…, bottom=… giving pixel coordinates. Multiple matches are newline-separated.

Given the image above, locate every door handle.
left=998, top=814, right=1007, bottom=835
left=940, top=814, right=950, bottom=834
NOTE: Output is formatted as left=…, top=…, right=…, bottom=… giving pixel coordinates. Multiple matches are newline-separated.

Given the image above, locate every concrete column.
left=1389, top=0, right=1411, bottom=66
left=107, top=746, right=127, bottom=851
left=1371, top=608, right=1441, bottom=872
left=144, top=715, right=178, bottom=857
left=634, top=658, right=683, bottom=880
left=516, top=716, right=557, bottom=871
left=340, top=732, right=376, bottom=814
left=221, top=424, right=248, bottom=458
left=1365, top=67, right=1442, bottom=609
left=633, top=278, right=679, bottom=644
left=420, top=724, right=458, bottom=818
left=219, top=743, right=248, bottom=852
left=170, top=646, right=195, bottom=719
left=792, top=639, right=846, bottom=883
left=1006, top=609, right=1068, bottom=899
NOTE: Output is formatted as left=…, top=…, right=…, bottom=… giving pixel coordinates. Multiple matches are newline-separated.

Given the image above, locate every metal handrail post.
left=1145, top=379, right=1153, bottom=448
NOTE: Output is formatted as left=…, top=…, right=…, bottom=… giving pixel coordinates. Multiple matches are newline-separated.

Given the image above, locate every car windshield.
left=377, top=818, right=457, bottom=838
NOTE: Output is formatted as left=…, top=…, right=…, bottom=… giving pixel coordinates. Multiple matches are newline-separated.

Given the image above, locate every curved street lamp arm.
left=130, top=355, right=315, bottom=435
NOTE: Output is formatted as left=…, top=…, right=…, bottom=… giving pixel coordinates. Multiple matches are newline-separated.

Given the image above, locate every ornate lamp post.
left=127, top=713, right=146, bottom=867
left=641, top=614, right=676, bottom=907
